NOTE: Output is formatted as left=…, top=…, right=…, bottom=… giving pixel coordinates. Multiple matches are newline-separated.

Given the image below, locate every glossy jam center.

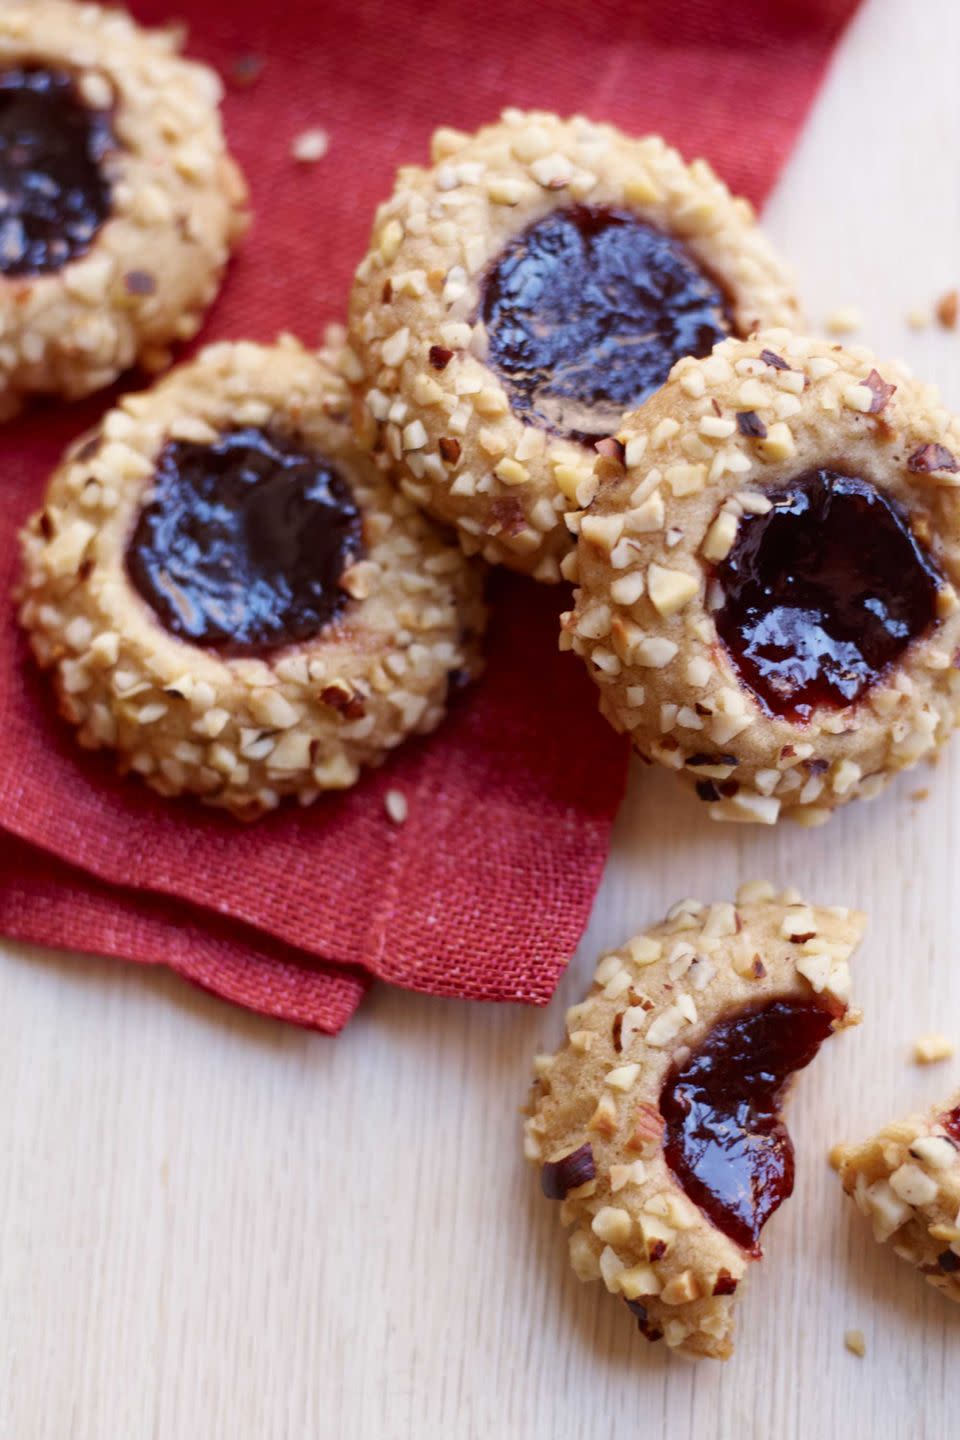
left=481, top=205, right=732, bottom=444
left=0, top=66, right=114, bottom=276
left=661, top=999, right=834, bottom=1254
left=127, top=428, right=364, bottom=654
left=941, top=1106, right=960, bottom=1144
left=714, top=468, right=942, bottom=721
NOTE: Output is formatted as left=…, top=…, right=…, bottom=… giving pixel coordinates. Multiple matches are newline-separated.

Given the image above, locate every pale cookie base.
left=347, top=109, right=799, bottom=581
left=524, top=884, right=865, bottom=1359
left=0, top=2, right=248, bottom=417
left=18, top=335, right=487, bottom=819
left=834, top=1093, right=960, bottom=1304
left=565, top=329, right=960, bottom=825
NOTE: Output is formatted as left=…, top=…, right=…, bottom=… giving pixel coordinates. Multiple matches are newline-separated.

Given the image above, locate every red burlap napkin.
left=0, top=0, right=860, bottom=1032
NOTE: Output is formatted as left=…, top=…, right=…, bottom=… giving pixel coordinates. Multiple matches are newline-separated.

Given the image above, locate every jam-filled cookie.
left=0, top=1, right=248, bottom=418
left=524, top=883, right=864, bottom=1359
left=834, top=1093, right=960, bottom=1305
left=347, top=109, right=799, bottom=581
left=564, top=330, right=960, bottom=824
left=18, top=336, right=486, bottom=818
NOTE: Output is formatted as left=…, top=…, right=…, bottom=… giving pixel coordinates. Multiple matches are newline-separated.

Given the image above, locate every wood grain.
left=2, top=1, right=958, bottom=1434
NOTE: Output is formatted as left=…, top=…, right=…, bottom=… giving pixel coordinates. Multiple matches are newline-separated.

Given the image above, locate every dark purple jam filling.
left=0, top=66, right=114, bottom=276
left=127, top=427, right=364, bottom=654
left=714, top=468, right=943, bottom=721
left=661, top=999, right=835, bottom=1255
left=480, top=205, right=732, bottom=444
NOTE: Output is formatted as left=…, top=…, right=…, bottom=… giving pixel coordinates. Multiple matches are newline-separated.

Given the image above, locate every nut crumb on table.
left=913, top=1032, right=955, bottom=1064
left=825, top=305, right=862, bottom=335
left=936, top=289, right=959, bottom=330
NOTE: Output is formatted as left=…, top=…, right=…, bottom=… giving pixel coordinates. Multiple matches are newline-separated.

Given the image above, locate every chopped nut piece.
left=647, top=564, right=699, bottom=617
left=384, top=788, right=408, bottom=824
left=592, top=1206, right=633, bottom=1246
left=660, top=1269, right=702, bottom=1306
left=541, top=1143, right=596, bottom=1199
left=588, top=1094, right=619, bottom=1138
left=291, top=127, right=329, bottom=163
left=908, top=1136, right=957, bottom=1171
left=889, top=1162, right=938, bottom=1207
left=605, top=1063, right=641, bottom=1092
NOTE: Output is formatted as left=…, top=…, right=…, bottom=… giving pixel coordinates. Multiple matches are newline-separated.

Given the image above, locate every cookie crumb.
left=844, top=1329, right=866, bottom=1358
left=384, top=788, right=408, bottom=824
left=936, top=290, right=959, bottom=330
left=828, top=1142, right=846, bottom=1172
left=825, top=305, right=862, bottom=336
left=906, top=307, right=930, bottom=331
left=913, top=1032, right=955, bottom=1064
left=291, top=128, right=329, bottom=163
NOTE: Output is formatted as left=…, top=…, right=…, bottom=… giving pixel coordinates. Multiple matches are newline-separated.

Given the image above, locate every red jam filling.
left=127, top=427, right=364, bottom=653
left=0, top=66, right=114, bottom=276
left=714, top=469, right=942, bottom=721
left=481, top=205, right=732, bottom=444
left=661, top=999, right=835, bottom=1255
left=941, top=1106, right=960, bottom=1144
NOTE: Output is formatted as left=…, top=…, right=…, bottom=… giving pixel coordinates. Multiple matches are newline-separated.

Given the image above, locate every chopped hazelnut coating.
left=834, top=1092, right=960, bottom=1305
left=347, top=109, right=799, bottom=581
left=18, top=334, right=486, bottom=818
left=0, top=2, right=248, bottom=418
left=566, top=330, right=960, bottom=825
left=524, top=886, right=864, bottom=1359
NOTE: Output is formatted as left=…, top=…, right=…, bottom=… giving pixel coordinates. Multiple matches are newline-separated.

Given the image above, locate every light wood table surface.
left=2, top=2, right=958, bottom=1434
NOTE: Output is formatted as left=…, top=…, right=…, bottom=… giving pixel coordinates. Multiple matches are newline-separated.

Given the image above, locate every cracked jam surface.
left=481, top=205, right=732, bottom=444
left=0, top=66, right=114, bottom=276
left=714, top=468, right=943, bottom=721
left=127, top=427, right=365, bottom=654
left=661, top=998, right=835, bottom=1254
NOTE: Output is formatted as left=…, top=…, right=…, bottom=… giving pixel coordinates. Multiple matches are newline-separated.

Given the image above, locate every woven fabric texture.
left=0, top=0, right=859, bottom=1032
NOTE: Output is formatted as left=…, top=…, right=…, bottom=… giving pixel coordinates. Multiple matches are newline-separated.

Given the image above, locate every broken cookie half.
left=524, top=884, right=865, bottom=1359
left=834, top=1092, right=960, bottom=1304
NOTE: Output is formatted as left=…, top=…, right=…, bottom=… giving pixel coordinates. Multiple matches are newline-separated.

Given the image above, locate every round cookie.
left=0, top=1, right=248, bottom=418
left=564, top=330, right=960, bottom=825
left=833, top=1094, right=960, bottom=1304
left=18, top=335, right=487, bottom=819
left=346, top=109, right=800, bottom=581
left=524, top=883, right=865, bottom=1360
